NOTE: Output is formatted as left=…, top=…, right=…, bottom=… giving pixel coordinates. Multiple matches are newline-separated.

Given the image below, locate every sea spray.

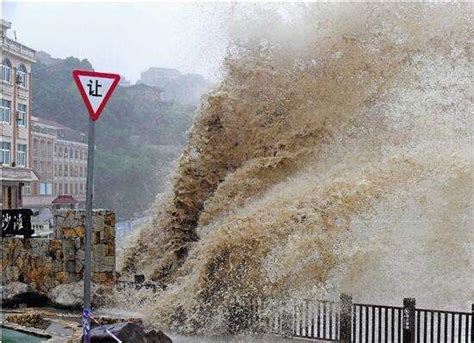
left=120, top=3, right=473, bottom=333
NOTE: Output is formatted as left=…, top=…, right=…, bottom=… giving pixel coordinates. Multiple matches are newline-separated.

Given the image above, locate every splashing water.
left=120, top=3, right=473, bottom=334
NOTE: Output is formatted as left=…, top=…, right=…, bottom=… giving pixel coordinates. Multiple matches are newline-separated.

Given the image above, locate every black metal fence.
left=228, top=298, right=340, bottom=340
left=292, top=299, right=339, bottom=341
left=415, top=308, right=471, bottom=343
left=231, top=295, right=473, bottom=343
left=352, top=303, right=404, bottom=342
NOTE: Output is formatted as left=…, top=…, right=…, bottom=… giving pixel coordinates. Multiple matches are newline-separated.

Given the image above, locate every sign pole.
left=71, top=69, right=120, bottom=343
left=83, top=117, right=95, bottom=343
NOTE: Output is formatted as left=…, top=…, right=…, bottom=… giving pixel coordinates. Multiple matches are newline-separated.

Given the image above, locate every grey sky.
left=3, top=2, right=231, bottom=83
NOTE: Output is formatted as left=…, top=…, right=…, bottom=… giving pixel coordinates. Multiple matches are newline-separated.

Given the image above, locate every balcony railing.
left=1, top=36, right=36, bottom=61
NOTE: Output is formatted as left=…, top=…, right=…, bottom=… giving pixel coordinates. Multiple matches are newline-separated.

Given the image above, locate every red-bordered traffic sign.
left=72, top=70, right=120, bottom=121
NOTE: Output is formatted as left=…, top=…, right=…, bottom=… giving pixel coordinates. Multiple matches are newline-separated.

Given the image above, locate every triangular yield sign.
left=72, top=70, right=120, bottom=121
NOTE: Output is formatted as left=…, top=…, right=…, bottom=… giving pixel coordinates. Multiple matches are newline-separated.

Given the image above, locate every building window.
left=75, top=149, right=78, bottom=159
left=47, top=142, right=53, bottom=157
left=69, top=148, right=74, bottom=159
left=64, top=147, right=68, bottom=158
left=33, top=138, right=38, bottom=156
left=64, top=184, right=68, bottom=194
left=22, top=184, right=31, bottom=196
left=39, top=140, right=46, bottom=157
left=39, top=182, right=52, bottom=195
left=17, top=64, right=27, bottom=88
left=2, top=58, right=12, bottom=83
left=59, top=183, right=63, bottom=194
left=17, top=103, right=27, bottom=126
left=64, top=165, right=68, bottom=177
left=1, top=142, right=11, bottom=165
left=1, top=99, right=11, bottom=123
left=17, top=144, right=27, bottom=167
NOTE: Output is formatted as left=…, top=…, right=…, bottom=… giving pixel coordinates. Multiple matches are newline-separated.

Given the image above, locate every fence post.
left=340, top=293, right=352, bottom=343
left=471, top=304, right=473, bottom=342
left=403, top=298, right=416, bottom=343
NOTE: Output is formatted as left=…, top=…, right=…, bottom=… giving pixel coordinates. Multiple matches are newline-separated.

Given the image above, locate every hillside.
left=32, top=54, right=195, bottom=219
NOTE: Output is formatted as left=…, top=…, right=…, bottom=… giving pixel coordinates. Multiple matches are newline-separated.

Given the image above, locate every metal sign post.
left=83, top=117, right=95, bottom=342
left=72, top=70, right=120, bottom=342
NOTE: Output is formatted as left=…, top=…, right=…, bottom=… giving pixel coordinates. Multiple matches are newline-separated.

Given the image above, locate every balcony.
left=1, top=36, right=36, bottom=62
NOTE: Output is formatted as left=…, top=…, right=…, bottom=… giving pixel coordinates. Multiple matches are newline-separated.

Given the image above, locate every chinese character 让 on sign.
left=87, top=79, right=102, bottom=97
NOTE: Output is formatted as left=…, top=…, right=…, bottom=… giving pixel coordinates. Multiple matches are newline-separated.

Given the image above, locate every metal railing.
left=352, top=303, right=404, bottom=342
left=415, top=308, right=471, bottom=343
left=1, top=36, right=36, bottom=60
left=227, top=297, right=340, bottom=341
left=228, top=295, right=473, bottom=343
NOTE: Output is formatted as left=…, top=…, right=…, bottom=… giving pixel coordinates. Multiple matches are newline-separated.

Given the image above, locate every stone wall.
left=1, top=209, right=116, bottom=296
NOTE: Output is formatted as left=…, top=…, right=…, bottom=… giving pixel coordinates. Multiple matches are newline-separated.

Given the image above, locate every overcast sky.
left=2, top=2, right=232, bottom=83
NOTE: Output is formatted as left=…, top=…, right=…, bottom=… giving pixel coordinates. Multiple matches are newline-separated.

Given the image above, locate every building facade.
left=137, top=67, right=210, bottom=105
left=1, top=19, right=38, bottom=209
left=23, top=116, right=87, bottom=208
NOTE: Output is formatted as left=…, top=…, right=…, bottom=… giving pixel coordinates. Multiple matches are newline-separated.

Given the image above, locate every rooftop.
left=0, top=166, right=39, bottom=182
left=1, top=20, right=36, bottom=62
left=32, top=116, right=70, bottom=130
left=52, top=195, right=78, bottom=205
left=31, top=116, right=87, bottom=144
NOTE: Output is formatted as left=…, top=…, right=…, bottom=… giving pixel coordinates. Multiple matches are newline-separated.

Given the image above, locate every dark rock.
left=1, top=282, right=49, bottom=308
left=90, top=322, right=145, bottom=342
left=146, top=330, right=173, bottom=343
left=89, top=322, right=172, bottom=343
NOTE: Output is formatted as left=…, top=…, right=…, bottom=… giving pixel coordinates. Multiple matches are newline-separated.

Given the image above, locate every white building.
left=23, top=116, right=87, bottom=209
left=1, top=19, right=38, bottom=209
